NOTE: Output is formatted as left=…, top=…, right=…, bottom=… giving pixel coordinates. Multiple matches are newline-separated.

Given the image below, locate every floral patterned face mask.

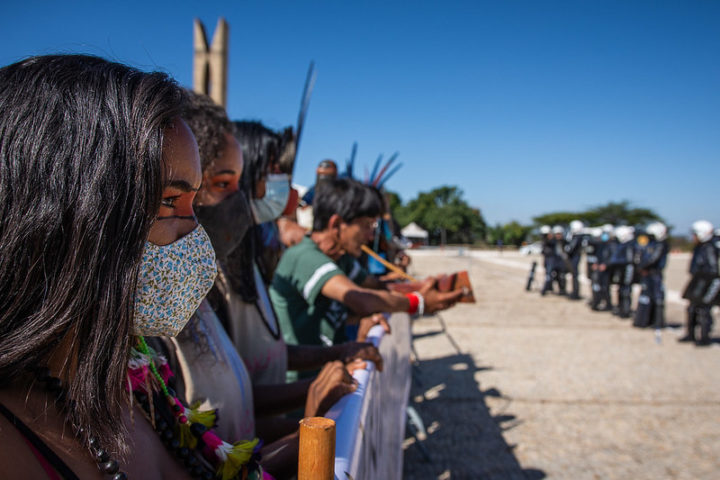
left=133, top=225, right=218, bottom=336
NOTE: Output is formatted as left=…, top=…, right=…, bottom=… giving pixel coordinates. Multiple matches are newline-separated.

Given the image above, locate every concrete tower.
left=193, top=18, right=229, bottom=108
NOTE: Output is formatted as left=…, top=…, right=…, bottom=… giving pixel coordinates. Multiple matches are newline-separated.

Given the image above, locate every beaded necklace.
left=7, top=339, right=270, bottom=480
left=131, top=336, right=268, bottom=480
left=11, top=366, right=129, bottom=480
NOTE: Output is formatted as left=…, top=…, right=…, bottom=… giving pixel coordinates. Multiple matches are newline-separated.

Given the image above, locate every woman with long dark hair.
left=0, top=55, right=215, bottom=478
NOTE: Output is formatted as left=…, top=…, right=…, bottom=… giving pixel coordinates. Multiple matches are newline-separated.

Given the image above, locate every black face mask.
left=316, top=174, right=335, bottom=183
left=195, top=192, right=253, bottom=260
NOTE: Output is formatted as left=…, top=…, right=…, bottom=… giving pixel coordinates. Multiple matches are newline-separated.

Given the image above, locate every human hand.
left=419, top=277, right=464, bottom=313
left=357, top=313, right=391, bottom=342
left=395, top=251, right=411, bottom=269
left=305, top=361, right=357, bottom=417
left=338, top=341, right=384, bottom=372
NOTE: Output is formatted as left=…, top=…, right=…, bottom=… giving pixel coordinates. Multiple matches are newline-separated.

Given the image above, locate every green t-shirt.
left=269, top=236, right=368, bottom=348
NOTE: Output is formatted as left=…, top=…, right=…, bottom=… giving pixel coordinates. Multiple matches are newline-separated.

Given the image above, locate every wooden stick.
left=361, top=244, right=418, bottom=282
left=298, top=417, right=336, bottom=480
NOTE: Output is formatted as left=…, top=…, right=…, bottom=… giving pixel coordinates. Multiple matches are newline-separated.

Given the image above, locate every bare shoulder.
left=0, top=410, right=51, bottom=479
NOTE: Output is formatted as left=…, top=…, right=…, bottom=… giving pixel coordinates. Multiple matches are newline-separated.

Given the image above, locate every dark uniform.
left=609, top=236, right=635, bottom=318
left=633, top=235, right=669, bottom=329
left=680, top=241, right=718, bottom=345
left=590, top=234, right=613, bottom=311
left=541, top=235, right=556, bottom=295
left=542, top=233, right=568, bottom=295
left=565, top=233, right=584, bottom=299
left=554, top=233, right=568, bottom=295
left=584, top=234, right=597, bottom=282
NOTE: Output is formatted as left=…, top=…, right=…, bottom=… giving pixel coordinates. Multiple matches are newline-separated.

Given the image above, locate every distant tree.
left=394, top=186, right=486, bottom=245
left=533, top=200, right=664, bottom=227
left=501, top=221, right=533, bottom=246
left=385, top=190, right=403, bottom=215
left=530, top=212, right=578, bottom=227
left=486, top=221, right=533, bottom=246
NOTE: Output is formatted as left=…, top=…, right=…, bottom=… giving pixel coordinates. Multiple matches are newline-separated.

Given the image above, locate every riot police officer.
left=679, top=220, right=718, bottom=346
left=584, top=227, right=599, bottom=284
left=633, top=222, right=669, bottom=329
left=564, top=220, right=585, bottom=300
left=540, top=225, right=555, bottom=295
left=609, top=225, right=635, bottom=318
left=552, top=225, right=569, bottom=295
left=590, top=225, right=614, bottom=311
left=590, top=223, right=615, bottom=310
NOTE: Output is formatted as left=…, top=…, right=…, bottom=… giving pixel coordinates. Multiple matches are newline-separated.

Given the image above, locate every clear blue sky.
left=2, top=0, right=719, bottom=233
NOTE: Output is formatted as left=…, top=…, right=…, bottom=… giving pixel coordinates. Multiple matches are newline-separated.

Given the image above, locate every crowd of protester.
left=534, top=219, right=719, bottom=347
left=0, top=55, right=463, bottom=479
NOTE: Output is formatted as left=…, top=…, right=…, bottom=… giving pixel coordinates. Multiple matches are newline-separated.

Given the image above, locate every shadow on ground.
left=402, top=350, right=545, bottom=480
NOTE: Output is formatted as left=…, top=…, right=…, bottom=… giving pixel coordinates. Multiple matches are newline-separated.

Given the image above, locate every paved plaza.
left=403, top=250, right=720, bottom=480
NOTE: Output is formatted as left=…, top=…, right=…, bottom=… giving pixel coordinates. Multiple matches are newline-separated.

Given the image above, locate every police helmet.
left=646, top=222, right=668, bottom=241
left=552, top=225, right=564, bottom=234
left=569, top=220, right=584, bottom=234
left=539, top=225, right=551, bottom=235
left=691, top=220, right=714, bottom=243
left=615, top=226, right=634, bottom=244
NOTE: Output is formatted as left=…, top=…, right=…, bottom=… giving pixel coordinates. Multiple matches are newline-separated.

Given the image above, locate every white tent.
left=401, top=222, right=429, bottom=241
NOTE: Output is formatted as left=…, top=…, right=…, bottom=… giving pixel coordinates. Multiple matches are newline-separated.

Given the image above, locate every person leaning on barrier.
left=0, top=54, right=228, bottom=479
left=270, top=177, right=463, bottom=348
left=679, top=220, right=718, bottom=346
left=565, top=220, right=585, bottom=300
left=149, top=93, right=368, bottom=478
left=633, top=222, right=669, bottom=329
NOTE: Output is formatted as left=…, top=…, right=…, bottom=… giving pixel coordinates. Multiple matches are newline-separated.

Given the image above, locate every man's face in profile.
left=316, top=160, right=337, bottom=182
left=340, top=216, right=377, bottom=258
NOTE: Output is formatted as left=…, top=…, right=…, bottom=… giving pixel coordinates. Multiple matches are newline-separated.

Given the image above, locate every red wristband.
left=406, top=293, right=419, bottom=314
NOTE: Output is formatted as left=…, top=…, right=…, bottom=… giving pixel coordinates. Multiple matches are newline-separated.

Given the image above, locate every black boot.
left=696, top=309, right=712, bottom=347
left=557, top=272, right=567, bottom=295
left=541, top=271, right=555, bottom=296
left=618, top=287, right=632, bottom=318
left=678, top=306, right=697, bottom=342
left=569, top=275, right=580, bottom=300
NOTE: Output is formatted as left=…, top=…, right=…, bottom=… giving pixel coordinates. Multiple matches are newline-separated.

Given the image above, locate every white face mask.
left=251, top=173, right=290, bottom=224
left=132, top=225, right=217, bottom=336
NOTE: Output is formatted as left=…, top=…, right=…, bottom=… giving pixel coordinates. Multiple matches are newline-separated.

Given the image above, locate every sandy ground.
left=402, top=250, right=720, bottom=480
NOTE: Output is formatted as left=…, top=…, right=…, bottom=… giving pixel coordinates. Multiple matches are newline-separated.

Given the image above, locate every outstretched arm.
left=287, top=342, right=383, bottom=372
left=322, top=274, right=464, bottom=316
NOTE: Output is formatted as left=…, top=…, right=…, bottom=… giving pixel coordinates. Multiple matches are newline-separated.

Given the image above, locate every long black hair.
left=219, top=121, right=281, bottom=302
left=0, top=55, right=186, bottom=454
left=183, top=90, right=235, bottom=170
left=233, top=120, right=281, bottom=196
